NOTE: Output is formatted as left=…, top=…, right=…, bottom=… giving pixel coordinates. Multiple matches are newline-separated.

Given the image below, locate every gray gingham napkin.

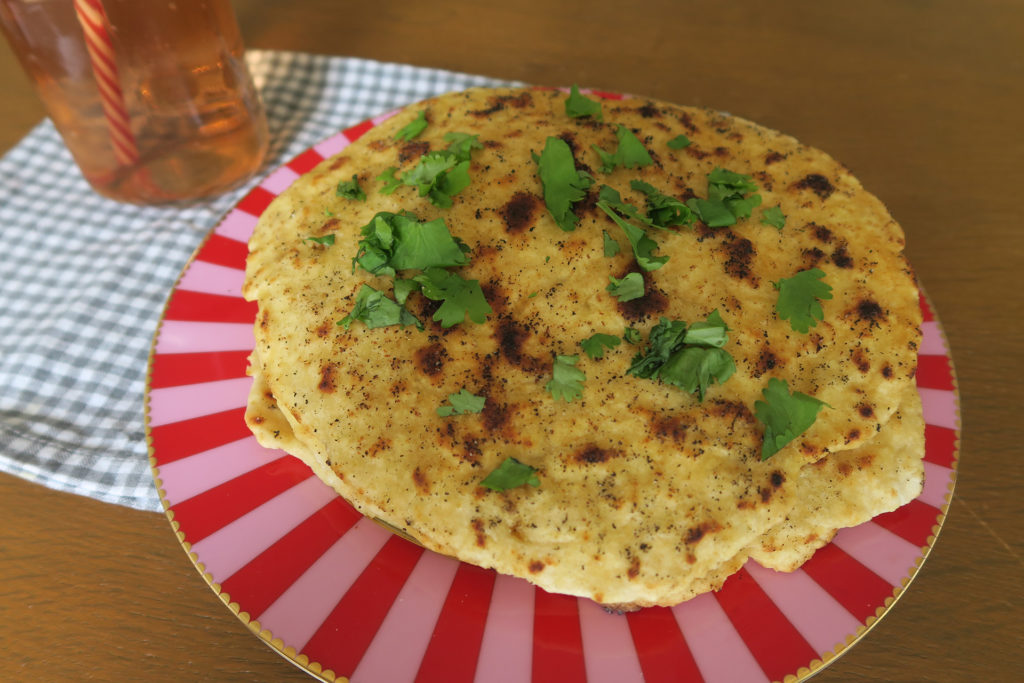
left=0, top=50, right=514, bottom=512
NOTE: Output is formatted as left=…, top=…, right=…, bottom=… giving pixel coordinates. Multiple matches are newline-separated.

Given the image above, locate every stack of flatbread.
left=243, top=87, right=923, bottom=610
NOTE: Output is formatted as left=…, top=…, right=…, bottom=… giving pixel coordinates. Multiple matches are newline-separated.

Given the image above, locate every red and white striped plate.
left=145, top=112, right=960, bottom=683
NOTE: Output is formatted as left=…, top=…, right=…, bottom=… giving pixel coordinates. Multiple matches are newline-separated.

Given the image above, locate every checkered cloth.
left=0, top=50, right=515, bottom=512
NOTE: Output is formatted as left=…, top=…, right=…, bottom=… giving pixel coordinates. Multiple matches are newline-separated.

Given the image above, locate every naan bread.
left=243, top=87, right=924, bottom=609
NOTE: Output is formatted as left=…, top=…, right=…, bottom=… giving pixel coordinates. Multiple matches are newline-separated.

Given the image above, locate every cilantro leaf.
left=658, top=346, right=736, bottom=401
left=707, top=167, right=759, bottom=199
left=353, top=212, right=470, bottom=277
left=546, top=354, right=586, bottom=402
left=682, top=309, right=730, bottom=347
left=394, top=109, right=428, bottom=141
left=602, top=230, right=621, bottom=257
left=623, top=327, right=642, bottom=344
left=377, top=167, right=402, bottom=194
left=597, top=198, right=669, bottom=271
left=443, top=131, right=484, bottom=162
left=774, top=268, right=833, bottom=333
left=754, top=378, right=828, bottom=460
left=392, top=278, right=420, bottom=304
left=535, top=136, right=594, bottom=232
left=761, top=205, right=786, bottom=229
left=480, top=457, right=540, bottom=491
left=413, top=267, right=492, bottom=328
left=630, top=179, right=694, bottom=228
left=338, top=284, right=422, bottom=330
left=437, top=388, right=486, bottom=417
left=592, top=124, right=653, bottom=173
left=336, top=174, right=366, bottom=201
left=627, top=311, right=735, bottom=400
left=627, top=318, right=688, bottom=379
left=607, top=272, right=644, bottom=302
left=401, top=152, right=472, bottom=208
left=685, top=197, right=736, bottom=228
left=304, top=234, right=335, bottom=246
left=687, top=167, right=762, bottom=228
left=667, top=134, right=691, bottom=149
left=581, top=333, right=621, bottom=360
left=565, top=84, right=603, bottom=119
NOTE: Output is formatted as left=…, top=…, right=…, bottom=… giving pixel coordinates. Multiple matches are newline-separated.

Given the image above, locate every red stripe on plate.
left=626, top=606, right=704, bottom=683
left=799, top=543, right=895, bottom=624
left=150, top=406, right=252, bottom=464
left=164, top=290, right=257, bottom=323
left=287, top=147, right=326, bottom=175
left=415, top=563, right=497, bottom=683
left=872, top=498, right=942, bottom=545
left=344, top=118, right=375, bottom=142
left=149, top=350, right=250, bottom=389
left=196, top=233, right=250, bottom=270
left=916, top=354, right=955, bottom=391
left=924, top=424, right=958, bottom=468
left=169, top=455, right=311, bottom=543
left=919, top=292, right=934, bottom=322
left=590, top=89, right=626, bottom=100
left=715, top=568, right=818, bottom=683
left=532, top=590, right=587, bottom=683
left=220, top=496, right=361, bottom=619
left=236, top=186, right=278, bottom=217
left=301, top=536, right=424, bottom=675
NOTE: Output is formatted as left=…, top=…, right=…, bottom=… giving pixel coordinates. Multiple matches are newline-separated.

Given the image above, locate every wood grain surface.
left=2, top=0, right=1022, bottom=681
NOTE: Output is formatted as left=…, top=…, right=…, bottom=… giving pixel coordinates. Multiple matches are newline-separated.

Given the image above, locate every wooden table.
left=2, top=1, right=1021, bottom=680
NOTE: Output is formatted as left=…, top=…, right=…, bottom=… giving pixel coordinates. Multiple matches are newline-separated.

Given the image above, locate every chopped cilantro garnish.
left=437, top=388, right=486, bottom=417
left=338, top=284, right=423, bottom=330
left=546, top=354, right=586, bottom=402
left=401, top=151, right=472, bottom=208
left=623, top=327, right=642, bottom=344
left=480, top=457, right=540, bottom=491
left=581, top=333, right=621, bottom=359
left=443, top=132, right=484, bottom=162
left=592, top=124, right=653, bottom=173
left=667, top=134, right=691, bottom=149
left=754, top=378, right=828, bottom=460
left=353, top=212, right=470, bottom=277
left=394, top=109, right=428, bottom=141
left=686, top=167, right=762, bottom=228
left=774, top=268, right=833, bottom=333
left=627, top=311, right=735, bottom=400
left=564, top=84, right=603, bottom=120
left=336, top=174, right=366, bottom=201
left=412, top=266, right=492, bottom=328
left=534, top=136, right=595, bottom=232
left=761, top=206, right=786, bottom=230
left=303, top=234, right=335, bottom=246
left=606, top=272, right=644, bottom=302
left=630, top=180, right=694, bottom=228
left=602, top=230, right=621, bottom=257
left=596, top=188, right=669, bottom=271
left=377, top=167, right=402, bottom=194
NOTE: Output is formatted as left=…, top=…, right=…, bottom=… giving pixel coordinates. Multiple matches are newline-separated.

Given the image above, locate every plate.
left=145, top=114, right=961, bottom=683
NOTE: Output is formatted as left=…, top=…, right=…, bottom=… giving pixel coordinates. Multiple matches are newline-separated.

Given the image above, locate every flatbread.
left=243, top=87, right=924, bottom=608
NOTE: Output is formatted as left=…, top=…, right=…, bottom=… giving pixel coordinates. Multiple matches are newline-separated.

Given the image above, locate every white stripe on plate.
left=744, top=562, right=862, bottom=656
left=351, top=551, right=461, bottom=683
left=673, top=592, right=768, bottom=683
left=155, top=320, right=254, bottom=354
left=578, top=598, right=644, bottom=683
left=191, top=475, right=334, bottom=583
left=256, top=518, right=392, bottom=651
left=177, top=260, right=245, bottom=298
left=157, top=436, right=284, bottom=506
left=148, top=376, right=252, bottom=427
left=474, top=575, right=535, bottom=683
left=830, top=521, right=923, bottom=587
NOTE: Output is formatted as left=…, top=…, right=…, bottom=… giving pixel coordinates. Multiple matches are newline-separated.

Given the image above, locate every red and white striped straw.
left=72, top=0, right=139, bottom=166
